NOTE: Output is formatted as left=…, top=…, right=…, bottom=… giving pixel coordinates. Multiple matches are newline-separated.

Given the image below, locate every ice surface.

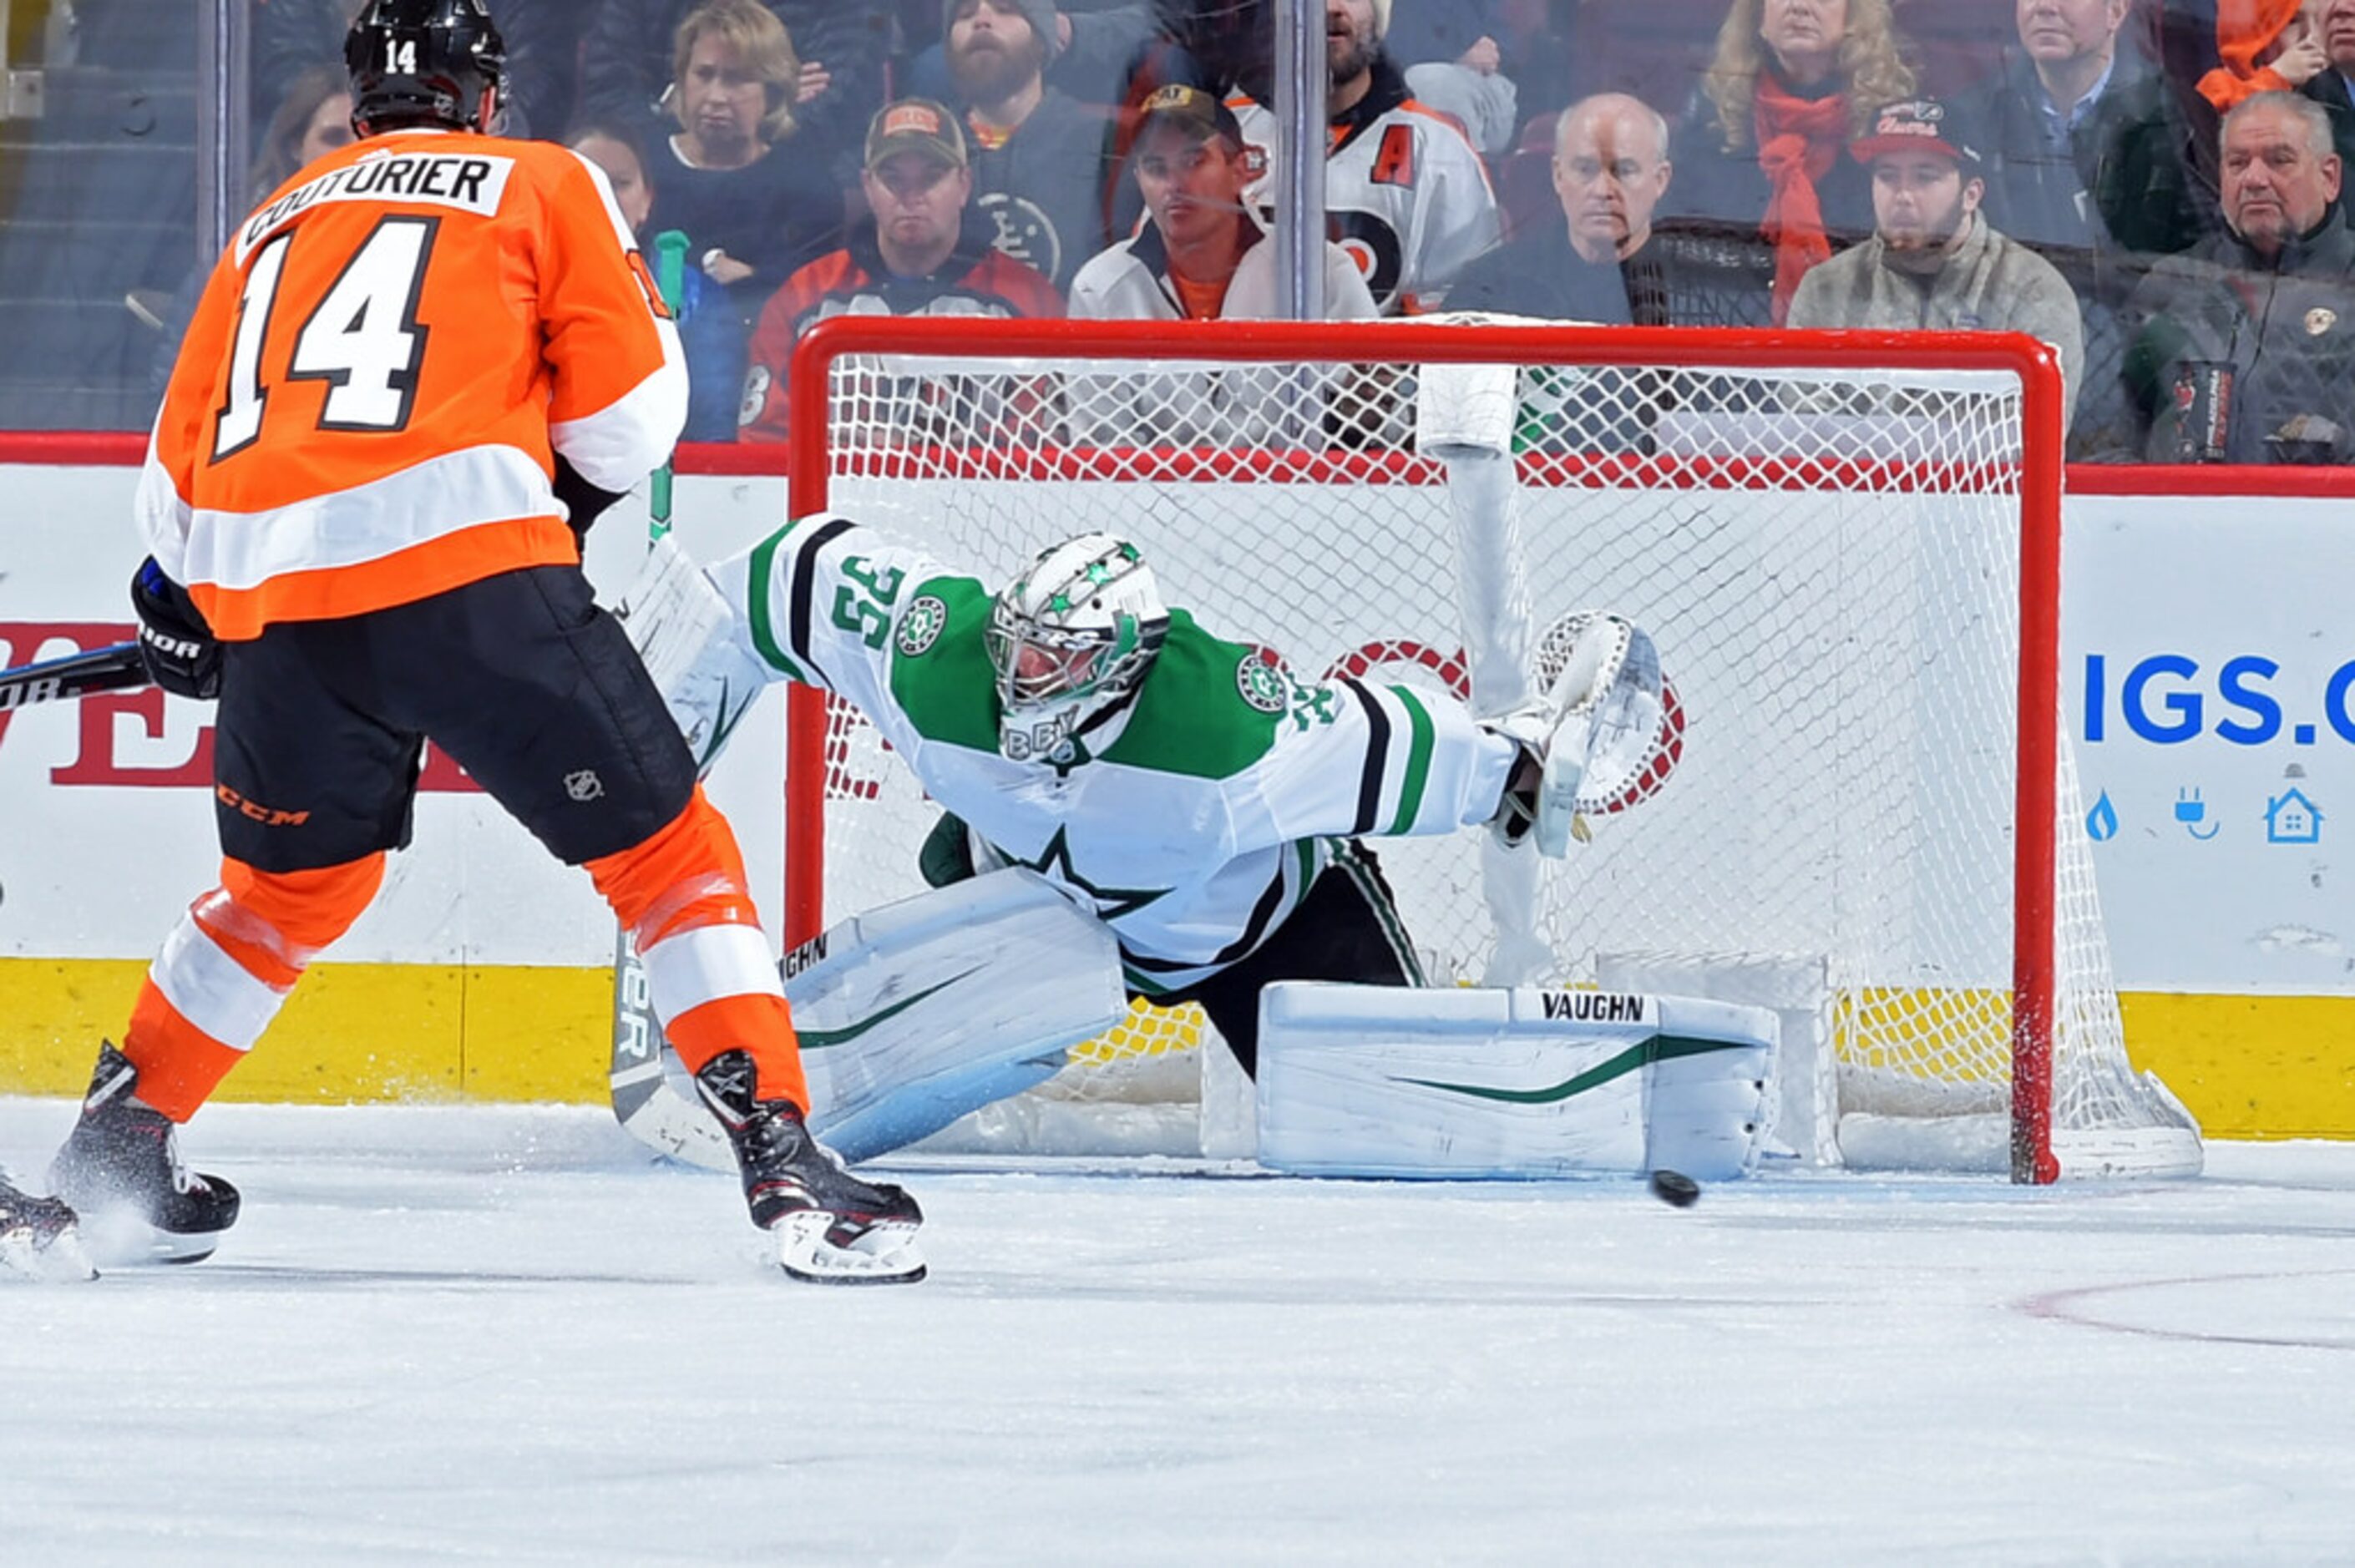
left=4, top=1098, right=2353, bottom=1564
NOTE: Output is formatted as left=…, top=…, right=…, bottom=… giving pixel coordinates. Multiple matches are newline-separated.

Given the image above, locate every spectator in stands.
left=1383, top=0, right=1521, bottom=157
left=2299, top=0, right=2355, bottom=167
left=1229, top=0, right=1503, bottom=314
left=2197, top=0, right=2329, bottom=113
left=1952, top=0, right=2194, bottom=454
left=253, top=63, right=356, bottom=194
left=1787, top=99, right=2086, bottom=429
left=945, top=0, right=1109, bottom=290
left=1067, top=85, right=1381, bottom=444
left=1662, top=0, right=1917, bottom=324
left=1446, top=93, right=1679, bottom=324
left=569, top=119, right=748, bottom=443
left=1960, top=0, right=2147, bottom=252
left=739, top=99, right=1063, bottom=442
left=255, top=0, right=576, bottom=135
left=1070, top=84, right=1377, bottom=321
left=643, top=0, right=848, bottom=327
left=904, top=0, right=1178, bottom=108
left=2122, top=93, right=2355, bottom=463
left=580, top=0, right=890, bottom=172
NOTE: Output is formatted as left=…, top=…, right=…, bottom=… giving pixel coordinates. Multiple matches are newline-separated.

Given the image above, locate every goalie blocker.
left=1257, top=983, right=1775, bottom=1181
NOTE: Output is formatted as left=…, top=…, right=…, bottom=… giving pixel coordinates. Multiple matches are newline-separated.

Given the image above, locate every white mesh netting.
left=794, top=323, right=2201, bottom=1178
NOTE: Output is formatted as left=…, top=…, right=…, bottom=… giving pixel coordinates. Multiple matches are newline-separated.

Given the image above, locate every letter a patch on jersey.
left=1370, top=124, right=1416, bottom=188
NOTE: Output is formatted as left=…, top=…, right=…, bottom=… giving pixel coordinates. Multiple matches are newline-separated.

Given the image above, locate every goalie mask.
left=346, top=0, right=506, bottom=137
left=986, top=534, right=1169, bottom=761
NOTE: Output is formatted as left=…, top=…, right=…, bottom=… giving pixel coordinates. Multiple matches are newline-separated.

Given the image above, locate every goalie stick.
left=609, top=230, right=701, bottom=1165
left=0, top=640, right=148, bottom=711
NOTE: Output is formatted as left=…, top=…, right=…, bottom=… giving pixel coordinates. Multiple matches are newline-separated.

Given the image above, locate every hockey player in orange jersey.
left=43, top=0, right=922, bottom=1285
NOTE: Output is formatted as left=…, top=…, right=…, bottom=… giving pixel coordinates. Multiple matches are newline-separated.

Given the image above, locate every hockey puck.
left=1648, top=1170, right=1701, bottom=1208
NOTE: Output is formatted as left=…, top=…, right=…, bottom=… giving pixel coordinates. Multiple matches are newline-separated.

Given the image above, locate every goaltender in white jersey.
left=634, top=516, right=1635, bottom=1077
left=616, top=517, right=1766, bottom=1179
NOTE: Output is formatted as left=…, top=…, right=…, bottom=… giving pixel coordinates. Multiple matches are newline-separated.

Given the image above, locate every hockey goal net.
left=780, top=316, right=2201, bottom=1182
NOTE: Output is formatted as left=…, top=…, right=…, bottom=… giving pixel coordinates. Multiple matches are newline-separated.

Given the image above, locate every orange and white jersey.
left=1229, top=62, right=1501, bottom=316
left=139, top=129, right=686, bottom=639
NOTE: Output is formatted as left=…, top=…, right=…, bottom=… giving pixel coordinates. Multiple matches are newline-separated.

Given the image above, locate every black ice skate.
left=0, top=1171, right=94, bottom=1282
left=48, top=1042, right=241, bottom=1265
left=693, top=1050, right=925, bottom=1285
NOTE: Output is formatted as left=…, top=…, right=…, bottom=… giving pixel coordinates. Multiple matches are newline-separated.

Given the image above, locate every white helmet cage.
left=986, top=534, right=1170, bottom=751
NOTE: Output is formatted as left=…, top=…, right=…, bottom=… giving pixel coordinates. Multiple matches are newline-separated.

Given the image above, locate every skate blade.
left=773, top=1212, right=927, bottom=1286
left=78, top=1206, right=224, bottom=1267
left=0, top=1222, right=98, bottom=1283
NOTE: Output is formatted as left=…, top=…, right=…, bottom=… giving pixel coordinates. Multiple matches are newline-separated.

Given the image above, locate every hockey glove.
left=1488, top=742, right=1544, bottom=850
left=130, top=557, right=221, bottom=701
left=919, top=811, right=980, bottom=888
left=554, top=453, right=630, bottom=542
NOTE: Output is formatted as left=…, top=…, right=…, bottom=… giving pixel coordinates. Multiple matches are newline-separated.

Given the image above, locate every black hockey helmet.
left=345, top=0, right=507, bottom=138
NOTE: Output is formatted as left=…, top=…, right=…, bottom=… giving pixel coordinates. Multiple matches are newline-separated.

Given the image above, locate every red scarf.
left=1752, top=78, right=1850, bottom=326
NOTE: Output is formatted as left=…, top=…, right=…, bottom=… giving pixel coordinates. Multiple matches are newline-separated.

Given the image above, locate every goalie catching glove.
left=1490, top=611, right=1666, bottom=857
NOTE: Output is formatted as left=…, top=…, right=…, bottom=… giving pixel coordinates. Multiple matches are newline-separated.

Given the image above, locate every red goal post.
left=778, top=315, right=2190, bottom=1183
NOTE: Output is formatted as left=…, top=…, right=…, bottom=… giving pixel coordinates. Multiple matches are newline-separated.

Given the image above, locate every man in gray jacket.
left=2123, top=92, right=2355, bottom=465
left=1788, top=98, right=2086, bottom=432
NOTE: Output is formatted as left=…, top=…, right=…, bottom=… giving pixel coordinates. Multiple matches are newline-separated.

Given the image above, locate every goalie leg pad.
left=793, top=869, right=1129, bottom=1163
left=1256, top=983, right=1775, bottom=1181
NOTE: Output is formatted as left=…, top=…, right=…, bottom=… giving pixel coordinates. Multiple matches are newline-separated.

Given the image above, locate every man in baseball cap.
left=738, top=94, right=1060, bottom=442
left=1132, top=82, right=1246, bottom=149
left=1069, top=80, right=1381, bottom=331
left=1846, top=98, right=1987, bottom=258
left=865, top=96, right=970, bottom=175
left=1787, top=96, right=2085, bottom=428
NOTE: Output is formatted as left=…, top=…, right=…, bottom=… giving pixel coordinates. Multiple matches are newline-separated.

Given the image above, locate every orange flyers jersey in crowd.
left=138, top=128, right=686, bottom=640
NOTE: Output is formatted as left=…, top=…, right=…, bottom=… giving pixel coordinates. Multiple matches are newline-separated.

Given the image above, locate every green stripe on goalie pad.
left=1255, top=983, right=1776, bottom=1181
left=796, top=868, right=1130, bottom=1162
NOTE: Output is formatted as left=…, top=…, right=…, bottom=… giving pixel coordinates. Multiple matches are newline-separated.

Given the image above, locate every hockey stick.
left=0, top=640, right=149, bottom=711
left=608, top=230, right=732, bottom=1167
left=1413, top=337, right=1550, bottom=984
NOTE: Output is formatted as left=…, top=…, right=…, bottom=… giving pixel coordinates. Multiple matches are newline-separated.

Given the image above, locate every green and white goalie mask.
left=985, top=534, right=1170, bottom=762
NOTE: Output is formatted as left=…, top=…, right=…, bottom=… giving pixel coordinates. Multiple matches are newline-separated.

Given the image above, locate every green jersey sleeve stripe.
left=1385, top=684, right=1436, bottom=835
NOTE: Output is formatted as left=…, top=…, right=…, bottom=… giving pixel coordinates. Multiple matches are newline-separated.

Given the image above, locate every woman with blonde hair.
left=1664, top=0, right=1917, bottom=323
left=646, top=0, right=847, bottom=325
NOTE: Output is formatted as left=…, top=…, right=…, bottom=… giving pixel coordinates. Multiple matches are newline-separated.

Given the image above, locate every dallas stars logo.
left=1237, top=655, right=1287, bottom=714
left=1008, top=827, right=1168, bottom=922
left=896, top=594, right=948, bottom=656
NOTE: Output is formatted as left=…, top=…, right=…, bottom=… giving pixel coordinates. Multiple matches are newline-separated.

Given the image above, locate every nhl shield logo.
left=896, top=594, right=948, bottom=656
